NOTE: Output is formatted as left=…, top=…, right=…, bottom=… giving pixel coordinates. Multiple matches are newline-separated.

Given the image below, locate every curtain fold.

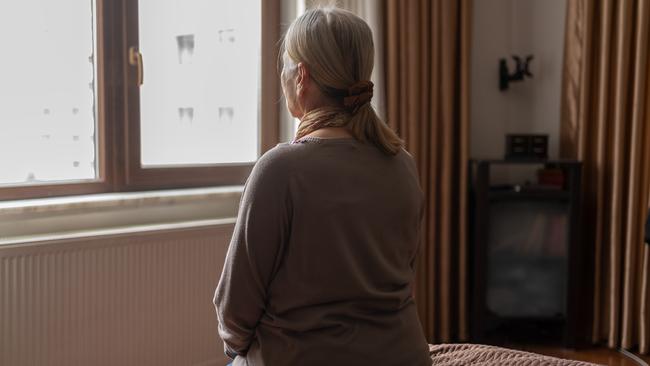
left=385, top=0, right=471, bottom=343
left=561, top=0, right=650, bottom=354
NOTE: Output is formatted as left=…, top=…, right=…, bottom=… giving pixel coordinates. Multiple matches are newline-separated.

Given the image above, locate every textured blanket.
left=429, top=344, right=601, bottom=366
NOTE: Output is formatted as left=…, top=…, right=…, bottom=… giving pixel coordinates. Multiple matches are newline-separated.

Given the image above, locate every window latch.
left=128, top=47, right=144, bottom=86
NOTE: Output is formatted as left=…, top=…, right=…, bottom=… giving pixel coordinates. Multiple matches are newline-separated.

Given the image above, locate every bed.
left=429, top=344, right=600, bottom=366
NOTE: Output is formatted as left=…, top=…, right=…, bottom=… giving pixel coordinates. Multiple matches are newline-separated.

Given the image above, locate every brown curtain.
left=385, top=0, right=472, bottom=343
left=561, top=0, right=650, bottom=354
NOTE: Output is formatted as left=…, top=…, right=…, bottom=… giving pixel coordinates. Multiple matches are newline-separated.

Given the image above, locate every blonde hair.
left=282, top=7, right=403, bottom=155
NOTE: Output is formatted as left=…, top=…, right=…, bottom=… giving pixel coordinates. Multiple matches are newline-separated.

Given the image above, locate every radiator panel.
left=0, top=224, right=234, bottom=366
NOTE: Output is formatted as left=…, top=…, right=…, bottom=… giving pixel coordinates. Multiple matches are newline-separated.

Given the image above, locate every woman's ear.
left=296, top=62, right=309, bottom=97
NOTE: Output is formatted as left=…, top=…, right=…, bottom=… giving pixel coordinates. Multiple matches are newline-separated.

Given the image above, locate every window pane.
left=0, top=1, right=98, bottom=186
left=139, top=0, right=261, bottom=167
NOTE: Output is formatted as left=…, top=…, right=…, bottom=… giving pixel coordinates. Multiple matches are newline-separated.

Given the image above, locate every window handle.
left=128, top=46, right=144, bottom=86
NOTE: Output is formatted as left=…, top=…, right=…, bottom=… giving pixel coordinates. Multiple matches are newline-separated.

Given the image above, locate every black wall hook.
left=499, top=55, right=533, bottom=91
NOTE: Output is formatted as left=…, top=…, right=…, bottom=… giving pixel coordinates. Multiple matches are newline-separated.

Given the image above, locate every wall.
left=471, top=0, right=567, bottom=161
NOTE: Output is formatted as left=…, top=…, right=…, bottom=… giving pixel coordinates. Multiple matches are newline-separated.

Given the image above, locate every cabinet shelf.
left=488, top=189, right=572, bottom=201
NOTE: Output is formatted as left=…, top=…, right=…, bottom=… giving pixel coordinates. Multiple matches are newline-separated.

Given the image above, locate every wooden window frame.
left=0, top=0, right=281, bottom=200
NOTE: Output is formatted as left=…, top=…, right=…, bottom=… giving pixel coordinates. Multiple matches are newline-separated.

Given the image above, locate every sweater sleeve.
left=213, top=147, right=292, bottom=357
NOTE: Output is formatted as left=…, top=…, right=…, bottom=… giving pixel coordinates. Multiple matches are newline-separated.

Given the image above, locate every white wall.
left=470, top=0, right=567, bottom=160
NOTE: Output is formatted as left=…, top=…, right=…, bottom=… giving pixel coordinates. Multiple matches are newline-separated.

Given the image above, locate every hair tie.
left=343, top=81, right=374, bottom=113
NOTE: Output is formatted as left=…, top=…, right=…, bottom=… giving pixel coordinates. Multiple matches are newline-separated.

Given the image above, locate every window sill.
left=0, top=186, right=243, bottom=245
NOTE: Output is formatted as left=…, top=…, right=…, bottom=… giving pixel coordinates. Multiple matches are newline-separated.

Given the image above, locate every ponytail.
left=348, top=104, right=403, bottom=155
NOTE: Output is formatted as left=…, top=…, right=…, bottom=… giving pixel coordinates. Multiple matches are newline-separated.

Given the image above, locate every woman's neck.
left=303, top=127, right=353, bottom=139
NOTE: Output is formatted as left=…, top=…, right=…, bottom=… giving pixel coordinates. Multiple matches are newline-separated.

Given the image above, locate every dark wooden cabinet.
left=469, top=159, right=591, bottom=347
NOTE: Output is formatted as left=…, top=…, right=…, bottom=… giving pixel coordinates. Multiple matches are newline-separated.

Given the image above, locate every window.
left=0, top=0, right=281, bottom=200
left=0, top=0, right=99, bottom=186
left=138, top=0, right=260, bottom=166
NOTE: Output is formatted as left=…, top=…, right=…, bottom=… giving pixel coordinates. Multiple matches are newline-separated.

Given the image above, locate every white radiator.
left=0, top=224, right=233, bottom=366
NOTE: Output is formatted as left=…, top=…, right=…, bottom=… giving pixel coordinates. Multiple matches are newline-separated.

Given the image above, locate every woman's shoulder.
left=250, top=142, right=307, bottom=177
left=258, top=141, right=306, bottom=163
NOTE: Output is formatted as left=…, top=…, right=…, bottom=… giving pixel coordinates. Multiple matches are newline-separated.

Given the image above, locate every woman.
left=214, top=6, right=431, bottom=366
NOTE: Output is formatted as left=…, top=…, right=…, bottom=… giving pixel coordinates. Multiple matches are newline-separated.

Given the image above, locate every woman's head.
left=281, top=7, right=374, bottom=115
left=281, top=7, right=403, bottom=155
